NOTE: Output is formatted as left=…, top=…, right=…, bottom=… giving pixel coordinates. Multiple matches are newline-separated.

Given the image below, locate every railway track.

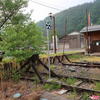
left=21, top=54, right=100, bottom=95
left=45, top=80, right=100, bottom=94
left=40, top=54, right=100, bottom=68
left=26, top=71, right=100, bottom=82
left=1, top=53, right=100, bottom=99
left=72, top=61, right=100, bottom=65
left=61, top=62, right=100, bottom=68
left=44, top=74, right=100, bottom=94
left=23, top=70, right=100, bottom=95
left=20, top=54, right=100, bottom=96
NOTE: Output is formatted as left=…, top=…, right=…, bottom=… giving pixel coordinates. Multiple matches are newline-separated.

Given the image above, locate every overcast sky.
left=26, top=0, right=94, bottom=22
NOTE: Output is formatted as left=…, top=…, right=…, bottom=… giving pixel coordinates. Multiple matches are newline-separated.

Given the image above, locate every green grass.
left=66, top=91, right=78, bottom=99
left=94, top=82, right=100, bottom=91
left=82, top=93, right=89, bottom=100
left=68, top=54, right=84, bottom=59
left=2, top=57, right=16, bottom=63
left=43, top=83, right=61, bottom=91
left=50, top=65, right=56, bottom=70
left=63, top=78, right=78, bottom=85
left=40, top=51, right=83, bottom=58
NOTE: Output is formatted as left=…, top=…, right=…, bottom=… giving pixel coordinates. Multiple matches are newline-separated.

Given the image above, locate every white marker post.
left=46, top=22, right=51, bottom=79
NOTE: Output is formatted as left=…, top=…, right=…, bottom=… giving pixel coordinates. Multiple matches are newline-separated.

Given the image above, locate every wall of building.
left=59, top=34, right=84, bottom=49
left=84, top=31, right=100, bottom=41
left=68, top=35, right=81, bottom=49
left=90, top=31, right=100, bottom=41
left=84, top=31, right=100, bottom=52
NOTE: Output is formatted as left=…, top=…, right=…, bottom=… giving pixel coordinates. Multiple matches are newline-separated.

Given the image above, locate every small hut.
left=68, top=32, right=84, bottom=49
left=80, top=25, right=100, bottom=53
left=59, top=32, right=84, bottom=49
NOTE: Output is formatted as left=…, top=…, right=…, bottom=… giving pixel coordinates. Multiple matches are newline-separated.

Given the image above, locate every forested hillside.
left=37, top=0, right=100, bottom=37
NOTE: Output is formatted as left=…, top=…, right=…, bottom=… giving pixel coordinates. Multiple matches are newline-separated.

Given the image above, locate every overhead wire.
left=30, top=0, right=62, bottom=11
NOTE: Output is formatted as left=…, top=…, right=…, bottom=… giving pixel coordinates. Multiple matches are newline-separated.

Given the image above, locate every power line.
left=30, top=0, right=61, bottom=11
left=32, top=0, right=62, bottom=8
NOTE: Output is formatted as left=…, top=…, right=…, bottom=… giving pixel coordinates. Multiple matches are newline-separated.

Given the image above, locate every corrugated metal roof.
left=80, top=25, right=100, bottom=33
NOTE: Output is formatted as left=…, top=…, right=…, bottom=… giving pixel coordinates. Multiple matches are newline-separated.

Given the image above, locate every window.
left=96, top=41, right=100, bottom=46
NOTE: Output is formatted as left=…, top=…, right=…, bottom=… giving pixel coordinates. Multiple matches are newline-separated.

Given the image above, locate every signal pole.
left=46, top=22, right=51, bottom=79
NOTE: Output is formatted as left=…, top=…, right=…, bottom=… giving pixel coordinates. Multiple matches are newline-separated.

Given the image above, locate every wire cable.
left=30, top=0, right=61, bottom=11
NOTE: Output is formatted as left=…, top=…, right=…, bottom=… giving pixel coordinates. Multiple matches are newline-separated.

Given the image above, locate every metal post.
left=46, top=29, right=51, bottom=79
left=46, top=22, right=51, bottom=79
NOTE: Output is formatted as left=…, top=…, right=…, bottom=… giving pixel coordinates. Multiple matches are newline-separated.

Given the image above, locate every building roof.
left=80, top=25, right=100, bottom=33
left=59, top=32, right=81, bottom=39
left=68, top=32, right=80, bottom=35
left=59, top=34, right=67, bottom=40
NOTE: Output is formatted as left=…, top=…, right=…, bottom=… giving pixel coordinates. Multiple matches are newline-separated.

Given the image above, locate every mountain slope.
left=37, top=0, right=100, bottom=37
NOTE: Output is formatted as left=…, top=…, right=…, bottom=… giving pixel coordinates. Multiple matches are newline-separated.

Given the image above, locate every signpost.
left=46, top=22, right=51, bottom=79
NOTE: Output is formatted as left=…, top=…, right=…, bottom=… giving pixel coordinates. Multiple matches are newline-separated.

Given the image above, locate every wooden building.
left=80, top=25, right=100, bottom=53
left=59, top=32, right=84, bottom=49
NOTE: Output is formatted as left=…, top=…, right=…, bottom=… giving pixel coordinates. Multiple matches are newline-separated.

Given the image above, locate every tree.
left=0, top=23, right=44, bottom=61
left=0, top=0, right=28, bottom=29
left=0, top=0, right=45, bottom=61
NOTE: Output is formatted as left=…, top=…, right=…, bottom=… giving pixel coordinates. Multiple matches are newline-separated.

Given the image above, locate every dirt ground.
left=0, top=54, right=100, bottom=100
left=0, top=80, right=68, bottom=100
left=0, top=80, right=43, bottom=100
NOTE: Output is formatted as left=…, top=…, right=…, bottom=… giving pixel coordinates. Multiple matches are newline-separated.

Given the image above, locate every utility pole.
left=86, top=9, right=90, bottom=54
left=49, top=13, right=57, bottom=54
left=63, top=18, right=67, bottom=54
left=53, top=16, right=57, bottom=54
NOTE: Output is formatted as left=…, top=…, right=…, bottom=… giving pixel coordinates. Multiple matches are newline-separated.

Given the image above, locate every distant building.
left=68, top=32, right=84, bottom=49
left=59, top=35, right=69, bottom=50
left=59, top=32, right=84, bottom=49
left=50, top=35, right=58, bottom=50
left=80, top=25, right=100, bottom=53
